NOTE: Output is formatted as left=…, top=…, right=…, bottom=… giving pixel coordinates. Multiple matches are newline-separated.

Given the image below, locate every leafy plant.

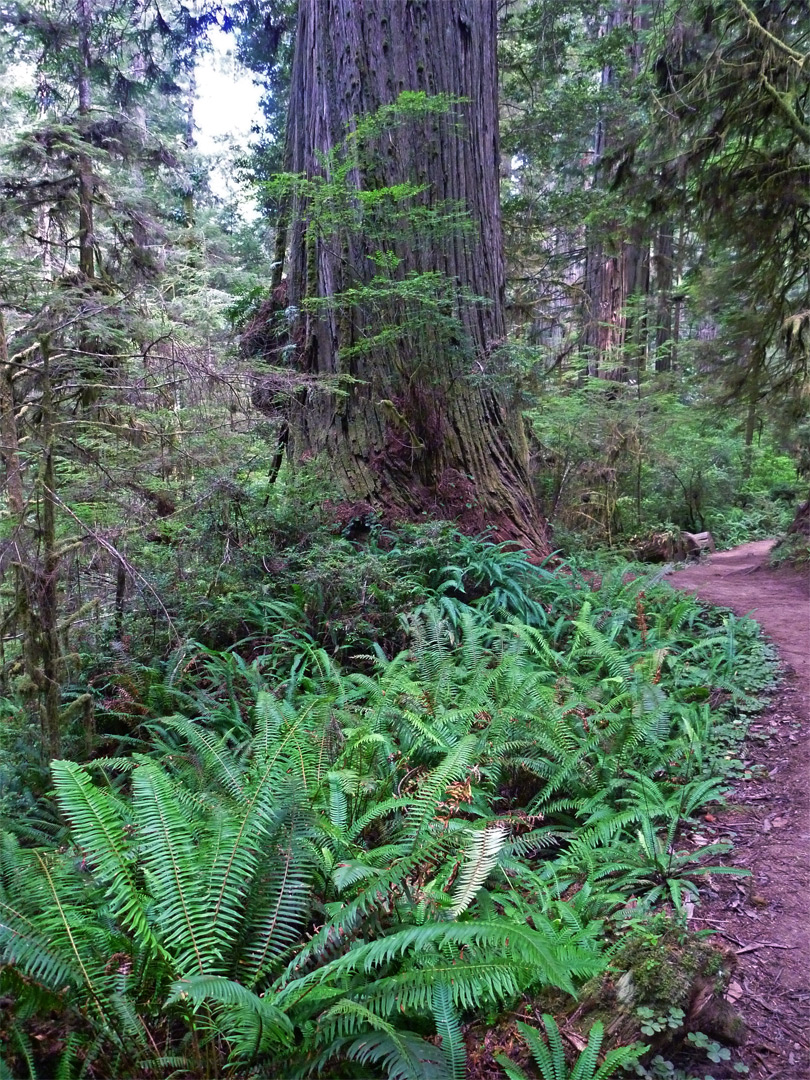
left=635, top=1005, right=685, bottom=1037
left=0, top=526, right=777, bottom=1077
left=496, top=1014, right=645, bottom=1080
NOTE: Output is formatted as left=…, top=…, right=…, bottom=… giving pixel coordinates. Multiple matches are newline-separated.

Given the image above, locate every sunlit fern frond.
left=0, top=841, right=121, bottom=1035
left=510, top=621, right=567, bottom=674
left=50, top=761, right=157, bottom=951
left=338, top=957, right=525, bottom=1015
left=158, top=716, right=250, bottom=802
left=570, top=618, right=633, bottom=683
left=278, top=916, right=601, bottom=1014
left=502, top=827, right=567, bottom=860
left=276, top=833, right=455, bottom=985
left=220, top=790, right=313, bottom=987
left=251, top=690, right=292, bottom=758
left=449, top=826, right=507, bottom=917
left=0, top=841, right=90, bottom=994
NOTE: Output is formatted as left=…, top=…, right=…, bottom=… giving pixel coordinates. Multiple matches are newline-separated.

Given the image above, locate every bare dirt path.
left=668, top=541, right=810, bottom=1079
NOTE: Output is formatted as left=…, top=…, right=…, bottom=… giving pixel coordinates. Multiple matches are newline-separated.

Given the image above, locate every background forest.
left=0, top=0, right=807, bottom=1078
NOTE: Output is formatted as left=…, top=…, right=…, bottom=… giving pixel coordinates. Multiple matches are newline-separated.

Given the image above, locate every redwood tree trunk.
left=581, top=0, right=652, bottom=381
left=282, top=0, right=547, bottom=550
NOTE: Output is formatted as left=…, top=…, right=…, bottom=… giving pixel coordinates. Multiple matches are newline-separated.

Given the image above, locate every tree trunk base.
left=787, top=496, right=810, bottom=537
left=570, top=918, right=744, bottom=1061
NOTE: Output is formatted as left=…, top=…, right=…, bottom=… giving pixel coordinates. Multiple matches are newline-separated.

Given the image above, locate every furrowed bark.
left=281, top=0, right=547, bottom=551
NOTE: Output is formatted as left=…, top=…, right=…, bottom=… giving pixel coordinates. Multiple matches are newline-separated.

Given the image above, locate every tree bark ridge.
left=282, top=0, right=547, bottom=550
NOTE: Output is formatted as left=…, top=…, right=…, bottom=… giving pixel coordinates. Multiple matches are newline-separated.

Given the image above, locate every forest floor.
left=667, top=540, right=810, bottom=1080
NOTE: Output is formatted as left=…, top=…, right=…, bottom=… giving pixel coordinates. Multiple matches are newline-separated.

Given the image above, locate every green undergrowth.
left=529, top=376, right=801, bottom=555
left=0, top=531, right=779, bottom=1078
left=770, top=529, right=810, bottom=568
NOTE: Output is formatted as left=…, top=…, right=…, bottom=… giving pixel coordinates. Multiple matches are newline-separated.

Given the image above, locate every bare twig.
left=47, top=489, right=180, bottom=644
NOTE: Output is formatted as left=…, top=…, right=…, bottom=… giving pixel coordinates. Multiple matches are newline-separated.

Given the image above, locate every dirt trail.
left=668, top=541, right=810, bottom=1079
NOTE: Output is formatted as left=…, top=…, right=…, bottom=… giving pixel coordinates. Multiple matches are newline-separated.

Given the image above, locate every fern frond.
left=51, top=761, right=156, bottom=951
left=503, top=828, right=567, bottom=859
left=571, top=619, right=632, bottom=682
left=330, top=858, right=380, bottom=893
left=592, top=1038, right=647, bottom=1080
left=132, top=764, right=216, bottom=976
left=166, top=974, right=293, bottom=1044
left=276, top=835, right=453, bottom=986
left=31, top=853, right=110, bottom=1022
left=309, top=1028, right=444, bottom=1080
left=327, top=772, right=349, bottom=834
left=450, top=827, right=507, bottom=917
left=348, top=796, right=412, bottom=842
left=239, top=806, right=312, bottom=986
left=518, top=1016, right=565, bottom=1080
left=494, top=1053, right=531, bottom=1080
left=407, top=736, right=478, bottom=844
left=252, top=692, right=295, bottom=759
left=0, top=892, right=81, bottom=992
left=569, top=1018, right=600, bottom=1080
left=159, top=717, right=249, bottom=801
left=357, top=959, right=521, bottom=1014
left=280, top=915, right=599, bottom=1011
left=432, top=980, right=466, bottom=1080
left=315, top=998, right=397, bottom=1041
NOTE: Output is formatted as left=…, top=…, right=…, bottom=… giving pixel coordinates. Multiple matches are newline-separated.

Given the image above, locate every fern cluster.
left=0, top=551, right=775, bottom=1077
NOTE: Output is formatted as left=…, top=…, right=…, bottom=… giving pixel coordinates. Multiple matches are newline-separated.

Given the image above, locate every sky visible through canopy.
left=195, top=29, right=263, bottom=204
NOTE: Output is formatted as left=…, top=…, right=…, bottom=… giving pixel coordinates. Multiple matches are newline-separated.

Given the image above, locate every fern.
left=570, top=617, right=633, bottom=683
left=0, top=556, right=770, bottom=1078
left=309, top=1028, right=445, bottom=1080
left=497, top=1016, right=645, bottom=1080
left=158, top=715, right=250, bottom=801
left=406, top=735, right=479, bottom=844
left=432, top=981, right=466, bottom=1080
left=51, top=761, right=159, bottom=953
left=450, top=826, right=507, bottom=917
left=356, top=959, right=524, bottom=1014
left=238, top=803, right=312, bottom=986
left=166, top=974, right=293, bottom=1046
left=132, top=763, right=217, bottom=976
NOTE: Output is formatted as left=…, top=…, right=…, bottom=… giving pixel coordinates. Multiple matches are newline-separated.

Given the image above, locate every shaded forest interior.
left=0, top=1, right=808, bottom=1078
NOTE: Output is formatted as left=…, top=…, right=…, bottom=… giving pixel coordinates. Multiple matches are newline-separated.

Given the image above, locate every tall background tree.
left=260, top=0, right=547, bottom=549
left=495, top=0, right=808, bottom=541
left=648, top=0, right=810, bottom=486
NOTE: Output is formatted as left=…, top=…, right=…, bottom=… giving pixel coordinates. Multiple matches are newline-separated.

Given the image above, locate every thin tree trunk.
left=0, top=313, right=27, bottom=710
left=114, top=559, right=127, bottom=640
left=654, top=221, right=675, bottom=372
left=0, top=312, right=24, bottom=517
left=39, top=340, right=62, bottom=759
left=742, top=350, right=763, bottom=482
left=282, top=0, right=547, bottom=550
left=787, top=495, right=810, bottom=537
left=183, top=70, right=196, bottom=225
left=582, top=0, right=651, bottom=382
left=76, top=0, right=95, bottom=280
